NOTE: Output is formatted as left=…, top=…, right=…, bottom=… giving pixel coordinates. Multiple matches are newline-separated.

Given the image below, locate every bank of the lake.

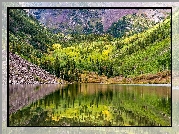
left=78, top=70, right=171, bottom=84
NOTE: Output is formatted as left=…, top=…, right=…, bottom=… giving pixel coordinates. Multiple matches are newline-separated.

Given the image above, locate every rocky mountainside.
left=27, top=9, right=170, bottom=35
left=9, top=52, right=66, bottom=84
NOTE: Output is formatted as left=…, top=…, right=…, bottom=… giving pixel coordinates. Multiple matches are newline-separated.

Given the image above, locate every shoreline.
left=9, top=83, right=171, bottom=86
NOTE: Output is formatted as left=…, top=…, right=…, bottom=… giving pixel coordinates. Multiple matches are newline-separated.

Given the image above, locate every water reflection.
left=9, top=84, right=171, bottom=126
left=9, top=84, right=67, bottom=114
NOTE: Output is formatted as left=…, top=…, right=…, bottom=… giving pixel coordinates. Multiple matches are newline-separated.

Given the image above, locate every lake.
left=9, top=83, right=171, bottom=126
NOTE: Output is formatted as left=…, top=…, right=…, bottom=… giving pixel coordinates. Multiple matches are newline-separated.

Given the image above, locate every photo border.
left=7, top=6, right=172, bottom=128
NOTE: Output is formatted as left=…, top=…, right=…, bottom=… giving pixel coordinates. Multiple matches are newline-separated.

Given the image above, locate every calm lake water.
left=9, top=83, right=171, bottom=126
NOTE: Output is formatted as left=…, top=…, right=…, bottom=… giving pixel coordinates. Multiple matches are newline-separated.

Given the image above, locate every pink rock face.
left=29, top=8, right=170, bottom=33
left=102, top=9, right=138, bottom=31
left=32, top=9, right=138, bottom=31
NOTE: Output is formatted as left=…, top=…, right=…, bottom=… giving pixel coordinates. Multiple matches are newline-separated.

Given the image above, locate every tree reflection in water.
left=9, top=83, right=171, bottom=126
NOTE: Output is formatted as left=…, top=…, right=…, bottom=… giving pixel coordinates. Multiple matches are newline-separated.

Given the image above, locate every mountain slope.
left=28, top=9, right=170, bottom=36
left=8, top=8, right=171, bottom=84
left=9, top=9, right=62, bottom=52
left=106, top=13, right=155, bottom=38
left=111, top=17, right=171, bottom=77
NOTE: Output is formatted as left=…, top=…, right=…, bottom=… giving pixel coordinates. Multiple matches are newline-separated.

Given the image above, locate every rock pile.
left=9, top=52, right=66, bottom=84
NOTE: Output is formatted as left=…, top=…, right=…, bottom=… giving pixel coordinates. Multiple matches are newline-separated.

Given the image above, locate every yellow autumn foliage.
left=52, top=44, right=62, bottom=50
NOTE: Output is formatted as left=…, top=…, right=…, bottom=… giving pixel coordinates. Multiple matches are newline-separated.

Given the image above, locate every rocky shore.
left=9, top=52, right=67, bottom=84
left=79, top=70, right=171, bottom=84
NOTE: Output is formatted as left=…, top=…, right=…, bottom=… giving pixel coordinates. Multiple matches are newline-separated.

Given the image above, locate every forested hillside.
left=9, top=9, right=171, bottom=84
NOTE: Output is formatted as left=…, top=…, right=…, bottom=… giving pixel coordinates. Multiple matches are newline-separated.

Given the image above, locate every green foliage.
left=9, top=9, right=64, bottom=54
left=9, top=9, right=171, bottom=82
left=111, top=18, right=171, bottom=77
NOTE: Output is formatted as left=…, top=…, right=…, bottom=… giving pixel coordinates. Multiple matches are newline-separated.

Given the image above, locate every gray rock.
left=9, top=52, right=65, bottom=84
